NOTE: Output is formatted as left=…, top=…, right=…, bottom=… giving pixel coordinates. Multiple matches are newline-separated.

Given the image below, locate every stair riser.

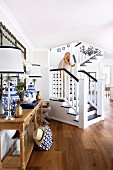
left=87, top=110, right=96, bottom=116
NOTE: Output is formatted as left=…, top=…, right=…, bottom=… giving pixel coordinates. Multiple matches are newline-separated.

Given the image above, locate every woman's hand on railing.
left=71, top=64, right=75, bottom=67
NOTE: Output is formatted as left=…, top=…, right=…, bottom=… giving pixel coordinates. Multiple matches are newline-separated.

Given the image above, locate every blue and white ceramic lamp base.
left=2, top=83, right=19, bottom=119
left=2, top=82, right=37, bottom=119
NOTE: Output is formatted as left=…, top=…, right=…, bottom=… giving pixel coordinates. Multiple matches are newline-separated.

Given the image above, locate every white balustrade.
left=50, top=69, right=104, bottom=128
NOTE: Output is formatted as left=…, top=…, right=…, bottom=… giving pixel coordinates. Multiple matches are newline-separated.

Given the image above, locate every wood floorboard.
left=27, top=98, right=113, bottom=170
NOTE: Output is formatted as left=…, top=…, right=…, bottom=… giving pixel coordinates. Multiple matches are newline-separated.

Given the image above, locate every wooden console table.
left=0, top=99, right=43, bottom=170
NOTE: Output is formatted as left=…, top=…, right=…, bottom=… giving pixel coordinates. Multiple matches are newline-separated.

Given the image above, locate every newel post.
left=97, top=79, right=104, bottom=120
left=79, top=78, right=88, bottom=129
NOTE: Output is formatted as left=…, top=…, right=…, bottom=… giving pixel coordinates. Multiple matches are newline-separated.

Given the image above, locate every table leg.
left=34, top=110, right=37, bottom=130
left=40, top=104, right=43, bottom=125
left=20, top=129, right=25, bottom=170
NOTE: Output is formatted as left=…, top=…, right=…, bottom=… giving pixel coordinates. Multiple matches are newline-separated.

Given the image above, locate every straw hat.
left=33, top=126, right=46, bottom=145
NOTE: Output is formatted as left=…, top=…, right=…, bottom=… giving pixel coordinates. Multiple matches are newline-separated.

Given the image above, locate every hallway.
left=27, top=97, right=113, bottom=170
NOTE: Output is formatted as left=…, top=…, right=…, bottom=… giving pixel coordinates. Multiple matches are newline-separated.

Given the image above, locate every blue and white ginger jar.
left=27, top=82, right=36, bottom=96
left=2, top=83, right=19, bottom=116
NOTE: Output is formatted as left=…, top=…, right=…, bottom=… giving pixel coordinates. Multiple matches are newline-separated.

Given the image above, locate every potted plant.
left=16, top=81, right=25, bottom=101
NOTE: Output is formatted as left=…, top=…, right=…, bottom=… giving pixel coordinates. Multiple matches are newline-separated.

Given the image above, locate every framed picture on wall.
left=57, top=48, right=61, bottom=52
left=67, top=44, right=70, bottom=47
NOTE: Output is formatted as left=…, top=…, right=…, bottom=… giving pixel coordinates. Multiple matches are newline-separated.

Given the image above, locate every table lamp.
left=29, top=64, right=42, bottom=85
left=27, top=64, right=42, bottom=101
left=0, top=46, right=24, bottom=120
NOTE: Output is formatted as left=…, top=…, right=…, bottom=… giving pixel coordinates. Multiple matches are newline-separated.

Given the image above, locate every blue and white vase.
left=2, top=83, right=19, bottom=116
left=27, top=82, right=36, bottom=96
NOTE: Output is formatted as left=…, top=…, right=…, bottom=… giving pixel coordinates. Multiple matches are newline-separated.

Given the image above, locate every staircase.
left=49, top=42, right=104, bottom=128
left=49, top=68, right=104, bottom=129
left=49, top=98, right=101, bottom=127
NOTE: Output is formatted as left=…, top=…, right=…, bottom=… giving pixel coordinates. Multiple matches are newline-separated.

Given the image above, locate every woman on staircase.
left=58, top=52, right=75, bottom=71
left=58, top=52, right=75, bottom=99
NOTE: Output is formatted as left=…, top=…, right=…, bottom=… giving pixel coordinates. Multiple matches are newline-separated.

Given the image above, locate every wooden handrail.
left=78, top=70, right=97, bottom=82
left=50, top=68, right=79, bottom=82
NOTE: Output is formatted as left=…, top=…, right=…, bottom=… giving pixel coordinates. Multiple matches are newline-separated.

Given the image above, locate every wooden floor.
left=27, top=97, right=113, bottom=170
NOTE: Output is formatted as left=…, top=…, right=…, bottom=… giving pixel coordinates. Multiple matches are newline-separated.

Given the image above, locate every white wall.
left=30, top=50, right=49, bottom=101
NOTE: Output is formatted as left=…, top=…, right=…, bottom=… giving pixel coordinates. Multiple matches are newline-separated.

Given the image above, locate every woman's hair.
left=64, top=52, right=70, bottom=63
left=64, top=52, right=70, bottom=59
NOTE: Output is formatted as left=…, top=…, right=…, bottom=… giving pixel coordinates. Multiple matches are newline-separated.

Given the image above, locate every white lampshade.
left=0, top=46, right=24, bottom=120
left=0, top=46, right=24, bottom=74
left=29, top=64, right=42, bottom=78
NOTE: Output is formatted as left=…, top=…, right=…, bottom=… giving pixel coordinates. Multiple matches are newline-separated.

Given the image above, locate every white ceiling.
left=3, top=0, right=113, bottom=52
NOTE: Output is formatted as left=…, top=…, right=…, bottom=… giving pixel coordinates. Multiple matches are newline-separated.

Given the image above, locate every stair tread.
left=61, top=105, right=71, bottom=108
left=88, top=114, right=101, bottom=121
left=50, top=98, right=66, bottom=102
left=74, top=120, right=79, bottom=122
left=91, top=57, right=97, bottom=60
left=67, top=112, right=78, bottom=116
left=86, top=61, right=92, bottom=63
left=50, top=98, right=59, bottom=101
left=80, top=64, right=86, bottom=66
left=88, top=106, right=96, bottom=112
left=58, top=99, right=65, bottom=102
